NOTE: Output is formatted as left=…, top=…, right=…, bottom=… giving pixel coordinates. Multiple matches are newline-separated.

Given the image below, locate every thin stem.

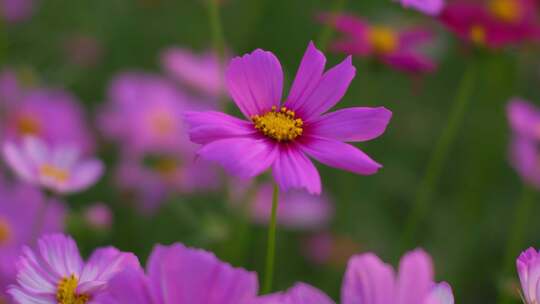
left=206, top=0, right=225, bottom=62
left=401, top=63, right=477, bottom=249
left=262, top=183, right=279, bottom=294
left=316, top=0, right=347, bottom=52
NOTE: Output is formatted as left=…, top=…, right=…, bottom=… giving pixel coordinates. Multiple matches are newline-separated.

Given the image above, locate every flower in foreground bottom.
left=254, top=249, right=454, bottom=304
left=7, top=234, right=138, bottom=304
left=517, top=247, right=540, bottom=304
left=186, top=41, right=392, bottom=194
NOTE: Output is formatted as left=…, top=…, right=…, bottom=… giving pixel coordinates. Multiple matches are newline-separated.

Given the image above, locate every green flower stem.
left=206, top=0, right=225, bottom=62
left=316, top=0, right=347, bottom=51
left=262, top=183, right=279, bottom=294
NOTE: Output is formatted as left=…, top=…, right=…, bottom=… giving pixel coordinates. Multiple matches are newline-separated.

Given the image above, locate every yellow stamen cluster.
left=369, top=26, right=398, bottom=54
left=470, top=25, right=487, bottom=45
left=0, top=218, right=11, bottom=245
left=489, top=0, right=521, bottom=23
left=252, top=106, right=303, bottom=142
left=56, top=275, right=89, bottom=304
left=40, top=164, right=70, bottom=183
left=17, top=115, right=40, bottom=135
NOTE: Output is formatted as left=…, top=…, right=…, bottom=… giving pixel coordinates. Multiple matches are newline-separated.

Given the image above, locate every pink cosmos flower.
left=161, top=47, right=225, bottom=98
left=318, top=15, right=437, bottom=74
left=84, top=203, right=113, bottom=230
left=7, top=234, right=138, bottom=304
left=0, top=0, right=34, bottom=24
left=0, top=180, right=65, bottom=302
left=517, top=247, right=540, bottom=304
left=399, top=0, right=445, bottom=15
left=254, top=249, right=454, bottom=304
left=507, top=98, right=540, bottom=189
left=185, top=42, right=392, bottom=194
left=2, top=136, right=104, bottom=194
left=250, top=183, right=333, bottom=230
left=440, top=0, right=540, bottom=48
left=98, top=242, right=258, bottom=303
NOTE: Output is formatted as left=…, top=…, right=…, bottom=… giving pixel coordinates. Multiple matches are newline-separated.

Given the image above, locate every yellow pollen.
left=470, top=25, right=487, bottom=45
left=369, top=26, right=398, bottom=54
left=252, top=106, right=303, bottom=142
left=489, top=0, right=521, bottom=23
left=148, top=111, right=175, bottom=136
left=0, top=218, right=11, bottom=245
left=40, top=164, right=69, bottom=183
left=17, top=115, right=40, bottom=135
left=56, top=274, right=89, bottom=304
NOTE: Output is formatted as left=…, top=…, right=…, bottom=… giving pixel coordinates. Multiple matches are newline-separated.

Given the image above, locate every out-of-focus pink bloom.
left=0, top=180, right=65, bottom=302
left=186, top=42, right=392, bottom=195
left=161, top=47, right=225, bottom=98
left=250, top=183, right=333, bottom=230
left=3, top=136, right=104, bottom=194
left=0, top=74, right=95, bottom=153
left=507, top=98, right=540, bottom=189
left=256, top=249, right=454, bottom=304
left=517, top=247, right=540, bottom=304
left=84, top=203, right=113, bottom=230
left=440, top=0, right=540, bottom=48
left=99, top=243, right=258, bottom=303
left=318, top=14, right=437, bottom=74
left=7, top=234, right=138, bottom=303
left=399, top=0, right=445, bottom=15
left=0, top=0, right=34, bottom=24
left=63, top=35, right=104, bottom=68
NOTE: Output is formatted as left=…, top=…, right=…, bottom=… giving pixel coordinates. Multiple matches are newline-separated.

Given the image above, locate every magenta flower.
left=250, top=183, right=333, bottom=230
left=161, top=47, right=225, bottom=98
left=255, top=249, right=454, bottom=304
left=399, top=0, right=445, bottom=16
left=0, top=0, right=35, bottom=24
left=517, top=247, right=540, bottom=304
left=84, top=203, right=113, bottom=230
left=507, top=98, right=540, bottom=189
left=318, top=15, right=437, bottom=74
left=186, top=42, right=392, bottom=194
left=0, top=180, right=65, bottom=302
left=7, top=234, right=138, bottom=304
left=3, top=137, right=104, bottom=194
left=99, top=242, right=258, bottom=303
left=440, top=0, right=540, bottom=48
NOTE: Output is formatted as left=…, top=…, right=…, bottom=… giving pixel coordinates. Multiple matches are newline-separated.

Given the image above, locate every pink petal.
left=66, top=159, right=104, bottom=193
left=272, top=145, right=321, bottom=194
left=342, top=253, right=395, bottom=304
left=3, top=142, right=34, bottom=182
left=184, top=111, right=256, bottom=145
left=517, top=248, right=539, bottom=303
left=317, top=13, right=370, bottom=38
left=309, top=107, right=392, bottom=142
left=396, top=249, right=434, bottom=304
left=300, top=136, right=382, bottom=175
left=254, top=282, right=335, bottom=304
left=37, top=234, right=84, bottom=278
left=400, top=0, right=445, bottom=16
left=23, top=136, right=49, bottom=165
left=424, top=282, right=454, bottom=304
left=288, top=56, right=356, bottom=121
left=381, top=52, right=437, bottom=74
left=226, top=49, right=283, bottom=118
left=97, top=267, right=154, bottom=304
left=285, top=42, right=326, bottom=112
left=7, top=286, right=55, bottom=304
left=146, top=244, right=170, bottom=304
left=197, top=137, right=278, bottom=179
left=507, top=98, right=540, bottom=139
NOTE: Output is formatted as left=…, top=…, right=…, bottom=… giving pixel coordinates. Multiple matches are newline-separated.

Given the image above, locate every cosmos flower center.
left=148, top=110, right=175, bottom=136
left=252, top=106, right=303, bottom=141
left=17, top=114, right=40, bottom=135
left=369, top=26, right=398, bottom=54
left=0, top=218, right=11, bottom=245
left=40, top=164, right=70, bottom=183
left=56, top=274, right=89, bottom=304
left=489, top=0, right=521, bottom=23
left=470, top=25, right=486, bottom=45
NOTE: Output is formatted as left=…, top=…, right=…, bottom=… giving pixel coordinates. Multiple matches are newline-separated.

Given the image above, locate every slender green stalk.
left=316, top=0, right=347, bottom=51
left=262, top=184, right=279, bottom=294
left=206, top=0, right=225, bottom=62
left=401, top=63, right=477, bottom=249
left=496, top=186, right=536, bottom=304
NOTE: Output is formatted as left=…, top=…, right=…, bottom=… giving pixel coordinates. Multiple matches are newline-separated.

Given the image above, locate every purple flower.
left=161, top=47, right=225, bottom=98
left=99, top=242, right=258, bottom=303
left=507, top=98, right=540, bottom=189
left=517, top=247, right=540, bottom=304
left=318, top=15, right=437, bottom=74
left=84, top=203, right=113, bottom=230
left=255, top=249, right=454, bottom=304
left=0, top=0, right=35, bottom=24
left=0, top=180, right=65, bottom=301
left=399, top=0, right=445, bottom=15
left=186, top=42, right=392, bottom=194
left=440, top=0, right=540, bottom=48
left=249, top=183, right=333, bottom=230
left=3, top=136, right=104, bottom=194
left=7, top=234, right=138, bottom=303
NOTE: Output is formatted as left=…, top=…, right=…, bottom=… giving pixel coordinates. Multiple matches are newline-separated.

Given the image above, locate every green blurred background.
left=6, top=0, right=540, bottom=302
